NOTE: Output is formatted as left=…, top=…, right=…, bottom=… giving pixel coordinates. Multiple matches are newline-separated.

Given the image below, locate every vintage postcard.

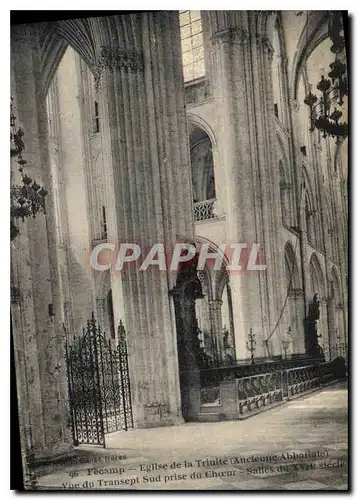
left=10, top=9, right=348, bottom=491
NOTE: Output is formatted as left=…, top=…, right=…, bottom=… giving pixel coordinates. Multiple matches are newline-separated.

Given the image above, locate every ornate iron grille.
left=193, top=199, right=216, bottom=221
left=236, top=372, right=283, bottom=417
left=65, top=314, right=133, bottom=447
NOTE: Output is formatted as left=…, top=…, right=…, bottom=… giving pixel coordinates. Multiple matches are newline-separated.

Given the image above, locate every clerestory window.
left=179, top=11, right=205, bottom=82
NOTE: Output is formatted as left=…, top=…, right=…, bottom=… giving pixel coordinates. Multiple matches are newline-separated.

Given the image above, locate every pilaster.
left=208, top=13, right=285, bottom=358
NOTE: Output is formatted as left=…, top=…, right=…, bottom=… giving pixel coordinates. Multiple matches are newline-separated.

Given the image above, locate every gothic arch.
left=290, top=11, right=330, bottom=99
left=30, top=14, right=146, bottom=96
left=284, top=241, right=300, bottom=289
left=36, top=19, right=97, bottom=96
left=215, top=267, right=229, bottom=303
left=309, top=253, right=326, bottom=299
left=195, top=236, right=231, bottom=270
left=187, top=114, right=217, bottom=150
left=273, top=12, right=287, bottom=57
left=197, top=268, right=213, bottom=301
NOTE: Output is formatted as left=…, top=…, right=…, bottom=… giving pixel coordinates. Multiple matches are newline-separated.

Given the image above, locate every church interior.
left=10, top=11, right=348, bottom=486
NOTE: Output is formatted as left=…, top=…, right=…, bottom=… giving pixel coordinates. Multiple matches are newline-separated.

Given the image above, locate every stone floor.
left=35, top=381, right=348, bottom=491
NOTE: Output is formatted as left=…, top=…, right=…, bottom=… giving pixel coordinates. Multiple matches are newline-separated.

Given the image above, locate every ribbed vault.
left=290, top=11, right=330, bottom=99
left=34, top=13, right=145, bottom=95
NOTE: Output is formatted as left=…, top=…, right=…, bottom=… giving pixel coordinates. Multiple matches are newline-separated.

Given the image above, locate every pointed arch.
left=271, top=12, right=289, bottom=127
left=36, top=19, right=97, bottom=96
left=187, top=113, right=217, bottom=150
left=302, top=164, right=320, bottom=247
left=284, top=241, right=300, bottom=290
left=35, top=14, right=145, bottom=96
left=309, top=253, right=325, bottom=299
left=197, top=268, right=213, bottom=301
left=290, top=11, right=330, bottom=99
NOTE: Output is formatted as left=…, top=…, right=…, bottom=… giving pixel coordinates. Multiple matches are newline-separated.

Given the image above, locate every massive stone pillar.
left=202, top=11, right=286, bottom=359
left=11, top=25, right=74, bottom=466
left=11, top=11, right=195, bottom=459
left=89, top=12, right=194, bottom=427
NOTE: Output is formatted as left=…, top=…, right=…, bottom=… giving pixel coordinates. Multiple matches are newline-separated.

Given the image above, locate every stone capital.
left=209, top=299, right=223, bottom=308
left=211, top=27, right=250, bottom=46
left=93, top=45, right=144, bottom=92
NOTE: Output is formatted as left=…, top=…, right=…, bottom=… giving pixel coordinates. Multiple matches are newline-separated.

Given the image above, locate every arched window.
left=284, top=242, right=299, bottom=291
left=189, top=124, right=216, bottom=213
left=309, top=254, right=325, bottom=300
left=179, top=11, right=205, bottom=82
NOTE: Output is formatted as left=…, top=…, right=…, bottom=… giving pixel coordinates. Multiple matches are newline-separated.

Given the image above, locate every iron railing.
left=193, top=199, right=216, bottom=222
left=64, top=314, right=133, bottom=447
left=237, top=371, right=283, bottom=417
left=199, top=357, right=346, bottom=421
left=321, top=342, right=348, bottom=363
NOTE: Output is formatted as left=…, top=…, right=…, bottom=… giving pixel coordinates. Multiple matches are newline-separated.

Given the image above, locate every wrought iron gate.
left=65, top=314, right=133, bottom=446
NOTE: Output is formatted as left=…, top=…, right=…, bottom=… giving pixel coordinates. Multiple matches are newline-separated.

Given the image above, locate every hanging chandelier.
left=10, top=98, right=48, bottom=240
left=303, top=12, right=348, bottom=141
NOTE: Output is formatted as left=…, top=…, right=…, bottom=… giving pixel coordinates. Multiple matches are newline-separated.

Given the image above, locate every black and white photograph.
left=9, top=9, right=349, bottom=491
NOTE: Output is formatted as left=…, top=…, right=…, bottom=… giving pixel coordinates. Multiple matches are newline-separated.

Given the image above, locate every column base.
left=27, top=442, right=76, bottom=469
left=134, top=414, right=185, bottom=429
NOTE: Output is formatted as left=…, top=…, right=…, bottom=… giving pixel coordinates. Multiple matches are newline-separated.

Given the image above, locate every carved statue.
left=304, top=293, right=324, bottom=359
left=308, top=293, right=320, bottom=321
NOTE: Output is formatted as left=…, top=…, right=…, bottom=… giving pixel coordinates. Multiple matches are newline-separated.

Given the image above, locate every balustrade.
left=197, top=358, right=345, bottom=422
left=193, top=199, right=216, bottom=222
left=237, top=372, right=283, bottom=418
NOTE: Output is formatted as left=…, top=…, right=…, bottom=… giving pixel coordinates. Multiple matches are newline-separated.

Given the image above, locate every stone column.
left=11, top=25, right=73, bottom=465
left=91, top=12, right=194, bottom=427
left=204, top=12, right=286, bottom=358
